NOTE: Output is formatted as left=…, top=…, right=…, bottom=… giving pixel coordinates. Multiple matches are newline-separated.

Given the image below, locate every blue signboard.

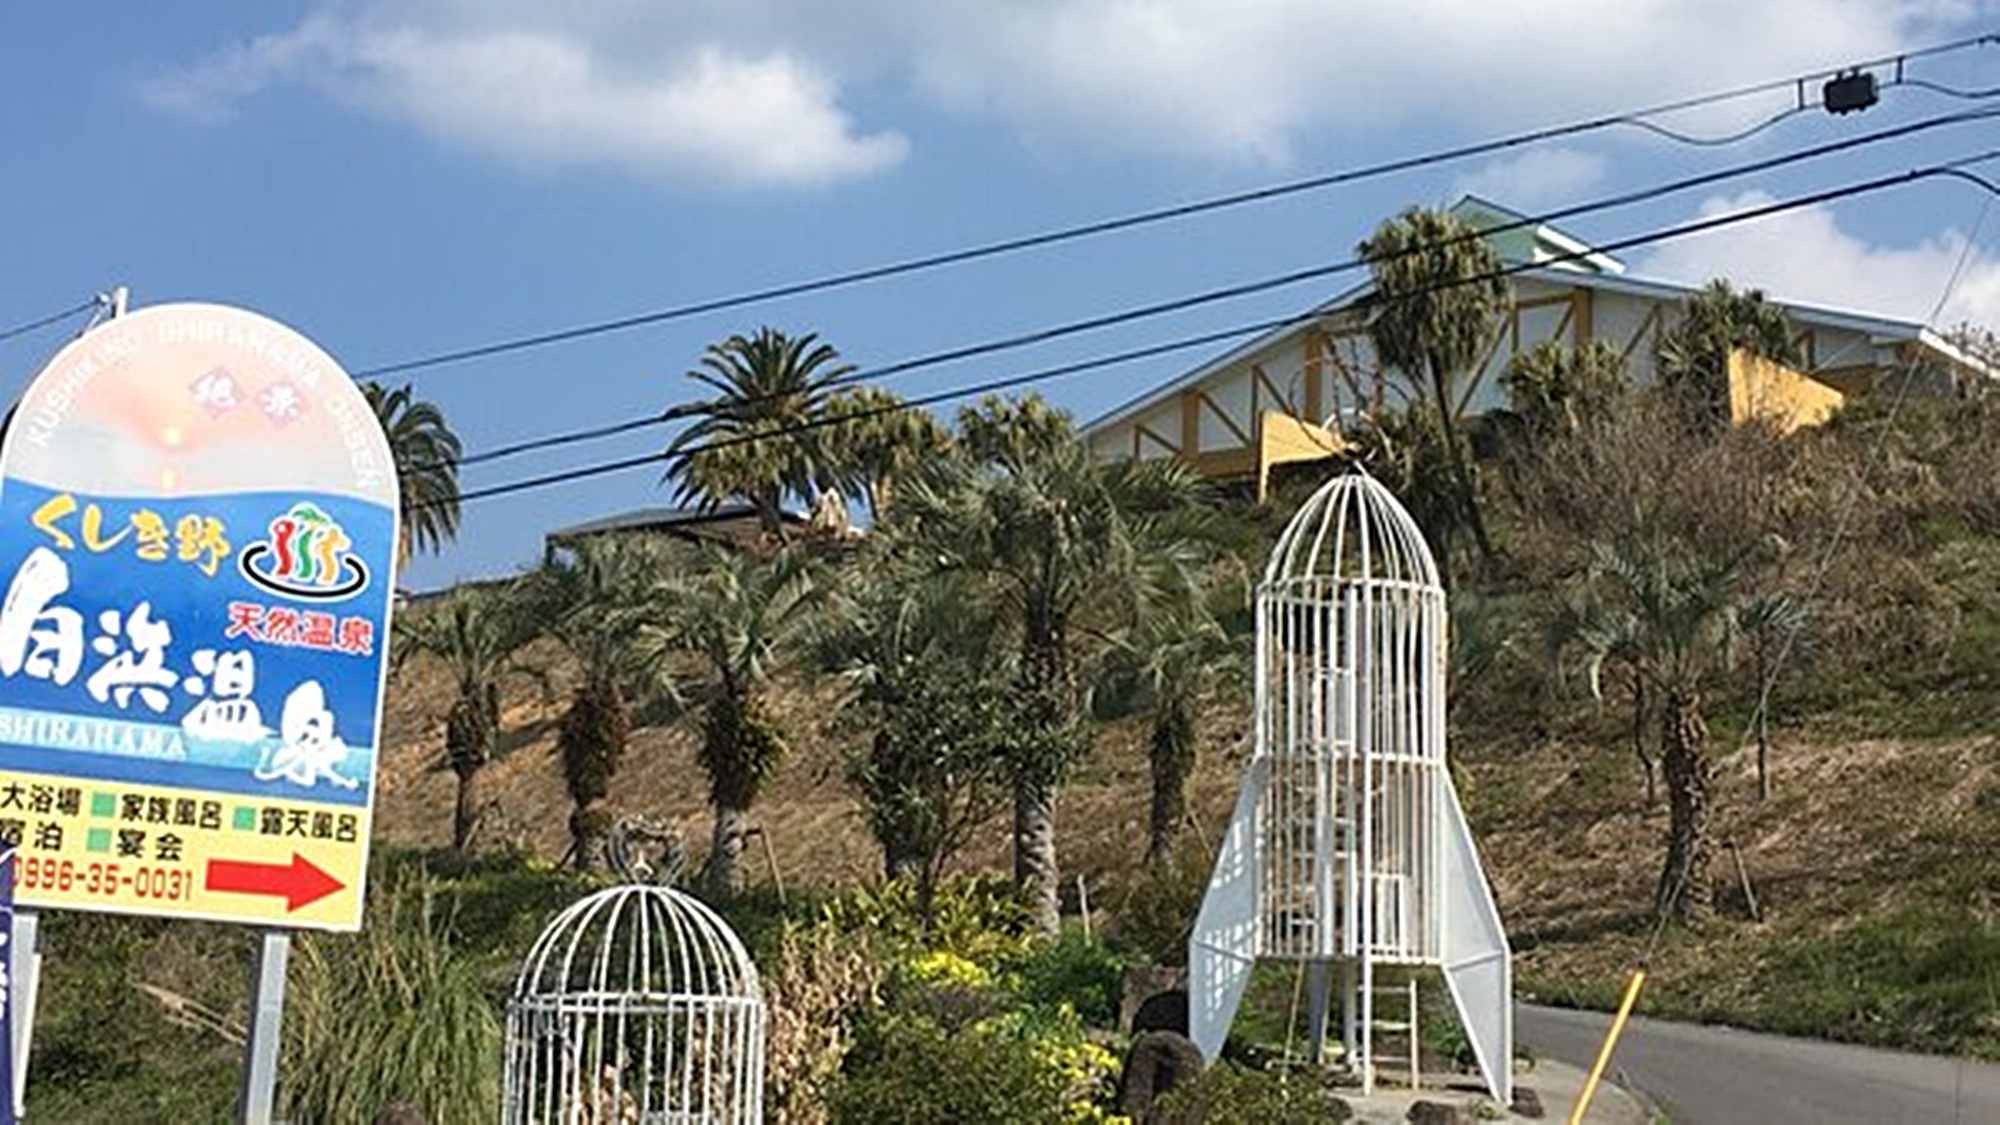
left=0, top=304, right=397, bottom=930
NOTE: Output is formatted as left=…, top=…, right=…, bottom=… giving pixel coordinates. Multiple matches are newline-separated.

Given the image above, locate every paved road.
left=1519, top=1003, right=2000, bottom=1124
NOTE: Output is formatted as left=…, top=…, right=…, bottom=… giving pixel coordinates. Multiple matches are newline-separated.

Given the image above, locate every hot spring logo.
left=239, top=503, right=370, bottom=601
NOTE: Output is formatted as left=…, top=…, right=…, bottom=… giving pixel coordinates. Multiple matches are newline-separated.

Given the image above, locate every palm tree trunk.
left=451, top=762, right=482, bottom=853
left=1428, top=362, right=1495, bottom=567
left=569, top=804, right=603, bottom=873
left=1147, top=707, right=1194, bottom=865
left=704, top=800, right=749, bottom=898
left=1755, top=651, right=1772, bottom=801
left=1014, top=777, right=1061, bottom=936
left=1657, top=688, right=1713, bottom=921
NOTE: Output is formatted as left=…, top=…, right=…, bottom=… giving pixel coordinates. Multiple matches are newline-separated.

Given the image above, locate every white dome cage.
left=503, top=883, right=767, bottom=1124
left=1189, top=470, right=1512, bottom=1104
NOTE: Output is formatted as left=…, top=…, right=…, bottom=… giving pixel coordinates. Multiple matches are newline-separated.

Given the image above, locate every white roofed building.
left=1086, top=196, right=1993, bottom=497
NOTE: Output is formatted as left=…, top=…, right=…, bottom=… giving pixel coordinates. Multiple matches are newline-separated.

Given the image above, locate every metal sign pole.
left=236, top=929, right=291, bottom=1125
left=3, top=849, right=23, bottom=1124
left=237, top=924, right=292, bottom=1112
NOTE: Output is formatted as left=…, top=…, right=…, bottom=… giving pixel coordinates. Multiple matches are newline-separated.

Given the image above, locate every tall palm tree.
left=666, top=328, right=853, bottom=539
left=1358, top=208, right=1507, bottom=576
left=642, top=545, right=816, bottom=897
left=527, top=536, right=666, bottom=870
left=363, top=381, right=462, bottom=567
left=895, top=394, right=1208, bottom=932
left=818, top=386, right=954, bottom=518
left=1570, top=536, right=1745, bottom=921
left=393, top=583, right=537, bottom=853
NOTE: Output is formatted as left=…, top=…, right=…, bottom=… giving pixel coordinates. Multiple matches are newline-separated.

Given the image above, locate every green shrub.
left=282, top=871, right=501, bottom=1124
left=1009, top=928, right=1128, bottom=1028
left=1155, top=1061, right=1351, bottom=1124
left=832, top=1012, right=1072, bottom=1125
left=831, top=1006, right=1122, bottom=1125
left=819, top=875, right=1037, bottom=966
left=1109, top=862, right=1206, bottom=967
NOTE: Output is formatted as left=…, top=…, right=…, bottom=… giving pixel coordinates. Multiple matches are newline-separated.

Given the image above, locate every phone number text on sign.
left=16, top=856, right=192, bottom=901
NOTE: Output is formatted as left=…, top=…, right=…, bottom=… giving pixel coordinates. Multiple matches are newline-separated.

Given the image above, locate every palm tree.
left=393, top=583, right=537, bottom=852
left=1570, top=536, right=1745, bottom=921
left=642, top=545, right=816, bottom=897
left=1655, top=281, right=1801, bottom=428
left=666, top=328, right=853, bottom=539
left=818, top=386, right=954, bottom=518
left=894, top=395, right=1208, bottom=932
left=1357, top=208, right=1507, bottom=577
left=1735, top=589, right=1809, bottom=801
left=1096, top=566, right=1245, bottom=865
left=527, top=536, right=665, bottom=870
left=363, top=381, right=462, bottom=567
left=1498, top=340, right=1628, bottom=439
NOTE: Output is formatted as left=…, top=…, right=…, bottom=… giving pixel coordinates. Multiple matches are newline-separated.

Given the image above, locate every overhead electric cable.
left=354, top=32, right=2000, bottom=380
left=415, top=151, right=2000, bottom=514
left=432, top=107, right=2000, bottom=474
left=0, top=299, right=99, bottom=344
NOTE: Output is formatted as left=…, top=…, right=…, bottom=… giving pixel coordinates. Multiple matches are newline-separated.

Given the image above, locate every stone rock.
left=1118, top=1029, right=1205, bottom=1124
left=1511, top=1085, right=1545, bottom=1118
left=1120, top=965, right=1189, bottom=1033
left=1405, top=1099, right=1467, bottom=1125
left=371, top=1103, right=429, bottom=1125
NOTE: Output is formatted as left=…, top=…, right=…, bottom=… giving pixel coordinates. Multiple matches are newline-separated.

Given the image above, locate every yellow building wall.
left=1256, top=411, right=1347, bottom=501
left=1728, top=349, right=1844, bottom=433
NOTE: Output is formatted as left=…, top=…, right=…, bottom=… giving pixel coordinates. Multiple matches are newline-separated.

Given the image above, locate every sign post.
left=0, top=303, right=398, bottom=1118
left=2, top=846, right=15, bottom=1125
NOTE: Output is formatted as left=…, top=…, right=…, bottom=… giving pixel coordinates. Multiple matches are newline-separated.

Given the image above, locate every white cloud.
left=144, top=12, right=906, bottom=190
left=145, top=1, right=1988, bottom=178
left=1638, top=191, right=2000, bottom=327
left=1453, top=149, right=1606, bottom=210
left=894, top=0, right=1971, bottom=162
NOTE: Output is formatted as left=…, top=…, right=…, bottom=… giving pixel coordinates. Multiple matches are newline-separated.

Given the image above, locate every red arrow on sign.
left=204, top=853, right=344, bottom=912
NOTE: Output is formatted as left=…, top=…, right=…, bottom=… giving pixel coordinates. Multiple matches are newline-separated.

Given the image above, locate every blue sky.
left=6, top=2, right=2000, bottom=592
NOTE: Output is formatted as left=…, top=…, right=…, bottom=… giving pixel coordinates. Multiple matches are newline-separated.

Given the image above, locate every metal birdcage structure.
left=503, top=883, right=767, bottom=1124
left=1190, top=470, right=1512, bottom=1104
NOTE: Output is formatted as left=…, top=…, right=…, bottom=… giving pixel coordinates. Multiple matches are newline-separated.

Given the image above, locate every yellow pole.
left=1569, top=967, right=1648, bottom=1125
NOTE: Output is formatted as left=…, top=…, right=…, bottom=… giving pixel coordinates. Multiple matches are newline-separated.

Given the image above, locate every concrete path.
left=1519, top=1003, right=2000, bottom=1124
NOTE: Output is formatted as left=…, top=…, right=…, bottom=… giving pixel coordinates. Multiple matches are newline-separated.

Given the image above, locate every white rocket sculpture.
left=1190, top=471, right=1512, bottom=1104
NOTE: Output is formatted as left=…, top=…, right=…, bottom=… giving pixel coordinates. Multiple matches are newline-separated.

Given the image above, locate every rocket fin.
left=1190, top=757, right=1267, bottom=1061
left=1439, top=772, right=1513, bottom=1106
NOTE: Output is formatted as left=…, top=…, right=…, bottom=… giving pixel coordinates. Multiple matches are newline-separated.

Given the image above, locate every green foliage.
left=829, top=1011, right=1081, bottom=1125
left=667, top=326, right=855, bottom=536
left=283, top=871, right=501, bottom=1125
left=1009, top=929, right=1129, bottom=1029
left=1499, top=340, right=1628, bottom=438
left=818, top=876, right=1038, bottom=968
left=1655, top=280, right=1800, bottom=428
left=364, top=379, right=462, bottom=565
left=1154, top=1061, right=1352, bottom=1124
left=843, top=654, right=1021, bottom=890
left=29, top=914, right=241, bottom=1121
left=1108, top=860, right=1208, bottom=967
left=1750, top=907, right=2000, bottom=1057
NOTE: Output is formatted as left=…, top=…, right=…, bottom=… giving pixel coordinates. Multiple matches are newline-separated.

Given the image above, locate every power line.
left=0, top=299, right=98, bottom=344
left=433, top=106, right=2000, bottom=475
left=414, top=151, right=2000, bottom=515
left=354, top=32, right=2000, bottom=381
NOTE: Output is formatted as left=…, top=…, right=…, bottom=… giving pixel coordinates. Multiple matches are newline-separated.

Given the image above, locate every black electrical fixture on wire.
left=1825, top=69, right=1881, bottom=114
